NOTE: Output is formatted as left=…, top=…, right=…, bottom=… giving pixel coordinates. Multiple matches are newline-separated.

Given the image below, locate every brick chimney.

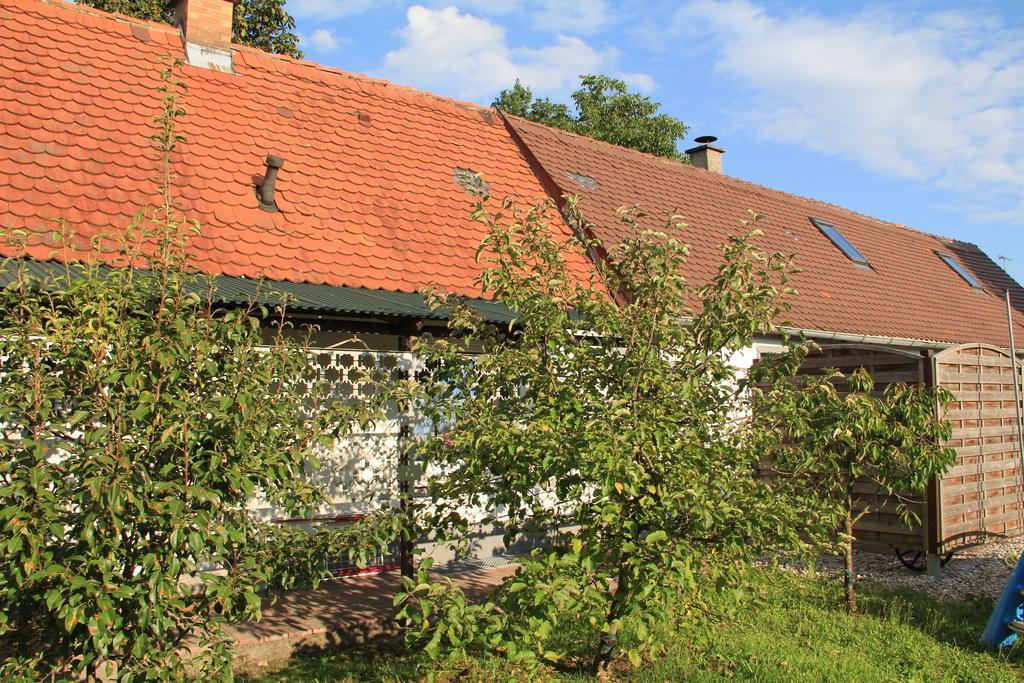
left=685, top=135, right=725, bottom=174
left=175, top=0, right=238, bottom=72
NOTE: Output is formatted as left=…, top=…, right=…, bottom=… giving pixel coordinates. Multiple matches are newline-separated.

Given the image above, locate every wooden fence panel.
left=796, top=344, right=926, bottom=550
left=935, top=344, right=1024, bottom=541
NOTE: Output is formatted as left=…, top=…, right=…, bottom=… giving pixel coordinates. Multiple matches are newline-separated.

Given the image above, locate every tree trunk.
left=398, top=421, right=415, bottom=581
left=844, top=499, right=857, bottom=615
left=594, top=562, right=629, bottom=674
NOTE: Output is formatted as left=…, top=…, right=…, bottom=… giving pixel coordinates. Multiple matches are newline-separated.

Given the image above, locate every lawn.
left=243, top=570, right=1022, bottom=682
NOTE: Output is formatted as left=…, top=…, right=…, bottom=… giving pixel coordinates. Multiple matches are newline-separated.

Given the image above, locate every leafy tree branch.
left=496, top=75, right=688, bottom=161
left=78, top=0, right=303, bottom=58
left=391, top=181, right=835, bottom=672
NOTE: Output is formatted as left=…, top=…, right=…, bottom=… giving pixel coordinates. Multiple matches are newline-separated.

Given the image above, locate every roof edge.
left=0, top=257, right=516, bottom=323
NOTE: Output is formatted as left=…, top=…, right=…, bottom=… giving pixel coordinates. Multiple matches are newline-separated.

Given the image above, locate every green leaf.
left=645, top=530, right=668, bottom=545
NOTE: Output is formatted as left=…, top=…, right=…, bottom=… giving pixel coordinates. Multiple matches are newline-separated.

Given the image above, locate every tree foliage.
left=230, top=0, right=302, bottom=57
left=495, top=75, right=688, bottom=160
left=391, top=184, right=837, bottom=671
left=0, top=61, right=395, bottom=680
left=781, top=370, right=955, bottom=613
left=78, top=0, right=303, bottom=58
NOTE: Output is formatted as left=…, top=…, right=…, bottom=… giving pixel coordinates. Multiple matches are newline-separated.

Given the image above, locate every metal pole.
left=923, top=350, right=943, bottom=577
left=1007, top=291, right=1024, bottom=478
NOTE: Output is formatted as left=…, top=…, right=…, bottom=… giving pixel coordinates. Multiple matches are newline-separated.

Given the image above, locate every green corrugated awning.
left=0, top=259, right=516, bottom=323
left=209, top=275, right=516, bottom=322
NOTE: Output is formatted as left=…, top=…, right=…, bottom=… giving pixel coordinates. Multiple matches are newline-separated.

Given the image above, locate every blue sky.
left=288, top=0, right=1024, bottom=284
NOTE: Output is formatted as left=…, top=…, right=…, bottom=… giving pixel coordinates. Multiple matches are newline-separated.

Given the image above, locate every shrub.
left=0, top=61, right=397, bottom=681
left=393, top=188, right=835, bottom=672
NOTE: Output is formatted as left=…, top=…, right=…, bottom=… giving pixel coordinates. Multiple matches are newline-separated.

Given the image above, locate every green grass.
left=243, top=571, right=1023, bottom=682
left=637, top=572, right=1021, bottom=682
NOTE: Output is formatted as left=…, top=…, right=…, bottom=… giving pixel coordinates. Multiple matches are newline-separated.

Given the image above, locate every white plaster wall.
left=251, top=337, right=789, bottom=569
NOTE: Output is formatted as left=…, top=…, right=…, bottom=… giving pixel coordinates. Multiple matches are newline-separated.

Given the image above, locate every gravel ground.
left=765, top=537, right=1024, bottom=602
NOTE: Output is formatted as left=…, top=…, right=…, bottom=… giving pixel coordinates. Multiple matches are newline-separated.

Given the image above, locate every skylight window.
left=936, top=251, right=983, bottom=290
left=810, top=217, right=869, bottom=267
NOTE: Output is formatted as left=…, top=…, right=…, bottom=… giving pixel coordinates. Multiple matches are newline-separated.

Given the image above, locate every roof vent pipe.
left=257, top=155, right=285, bottom=212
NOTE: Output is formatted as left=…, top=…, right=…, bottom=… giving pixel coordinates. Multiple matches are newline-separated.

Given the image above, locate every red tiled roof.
left=3, top=0, right=1022, bottom=346
left=0, top=0, right=591, bottom=299
left=504, top=114, right=1024, bottom=347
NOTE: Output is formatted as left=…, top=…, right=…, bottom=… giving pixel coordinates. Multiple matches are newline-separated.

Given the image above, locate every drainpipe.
left=779, top=326, right=952, bottom=351
left=922, top=349, right=943, bottom=577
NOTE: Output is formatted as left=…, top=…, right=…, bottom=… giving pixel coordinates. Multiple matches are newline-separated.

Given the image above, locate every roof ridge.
left=28, top=0, right=180, bottom=36
left=24, top=0, right=494, bottom=118
left=233, top=45, right=494, bottom=116
left=502, top=111, right=696, bottom=171
left=504, top=112, right=977, bottom=250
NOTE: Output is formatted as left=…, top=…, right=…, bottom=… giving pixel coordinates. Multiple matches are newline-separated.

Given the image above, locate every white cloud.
left=382, top=5, right=651, bottom=102
left=307, top=28, right=340, bottom=52
left=675, top=0, right=1024, bottom=224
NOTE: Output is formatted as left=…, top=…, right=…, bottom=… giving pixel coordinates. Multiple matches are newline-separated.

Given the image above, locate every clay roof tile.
left=504, top=113, right=1024, bottom=347
left=0, top=0, right=591, bottom=301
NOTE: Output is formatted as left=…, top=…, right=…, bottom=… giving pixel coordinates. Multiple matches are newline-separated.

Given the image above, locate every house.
left=0, top=0, right=592, bottom=571
left=506, top=117, right=1024, bottom=348
left=504, top=115, right=1024, bottom=566
left=1, top=0, right=1022, bottom=571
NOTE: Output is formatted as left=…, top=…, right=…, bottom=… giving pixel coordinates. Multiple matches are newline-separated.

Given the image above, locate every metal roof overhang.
left=0, top=260, right=516, bottom=324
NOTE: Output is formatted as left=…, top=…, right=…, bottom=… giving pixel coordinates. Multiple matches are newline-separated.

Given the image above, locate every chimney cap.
left=685, top=136, right=725, bottom=173
left=685, top=135, right=725, bottom=157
